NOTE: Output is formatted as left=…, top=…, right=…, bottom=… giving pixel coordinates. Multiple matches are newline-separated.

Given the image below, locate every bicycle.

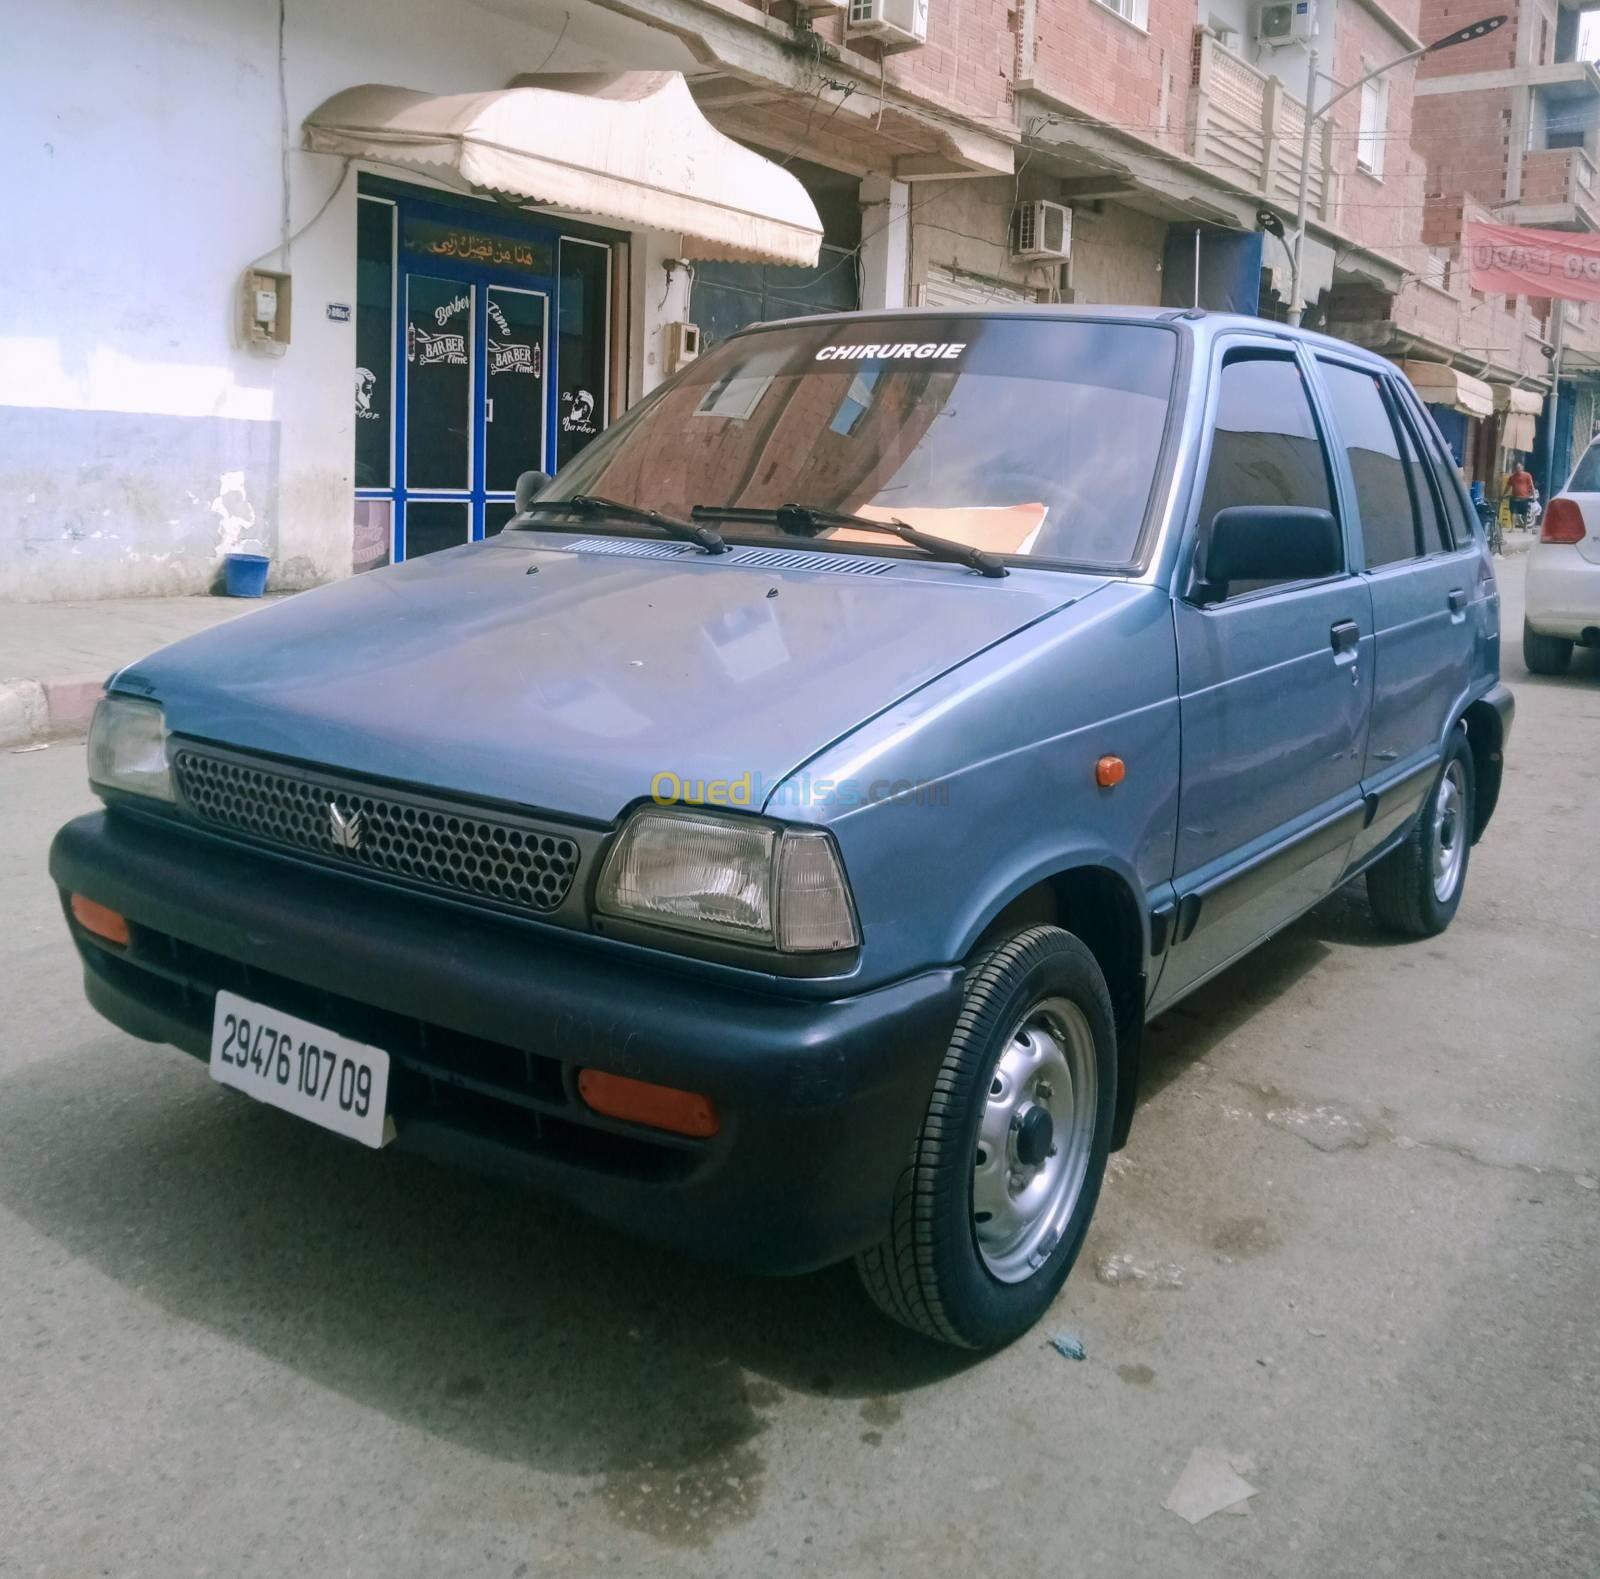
left=1478, top=498, right=1503, bottom=556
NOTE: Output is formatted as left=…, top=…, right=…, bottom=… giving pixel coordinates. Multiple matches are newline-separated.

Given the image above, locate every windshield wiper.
left=515, top=495, right=728, bottom=554
left=692, top=503, right=1007, bottom=579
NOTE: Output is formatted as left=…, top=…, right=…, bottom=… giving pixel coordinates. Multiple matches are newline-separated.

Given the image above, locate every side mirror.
left=1194, top=505, right=1342, bottom=603
left=514, top=469, right=552, bottom=516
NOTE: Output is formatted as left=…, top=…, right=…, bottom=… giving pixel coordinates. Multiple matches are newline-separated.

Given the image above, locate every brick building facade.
left=7, top=0, right=1591, bottom=600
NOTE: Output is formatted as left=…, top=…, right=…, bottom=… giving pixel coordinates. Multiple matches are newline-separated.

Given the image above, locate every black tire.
left=856, top=926, right=1116, bottom=1350
left=1366, top=728, right=1475, bottom=938
left=1523, top=619, right=1573, bottom=676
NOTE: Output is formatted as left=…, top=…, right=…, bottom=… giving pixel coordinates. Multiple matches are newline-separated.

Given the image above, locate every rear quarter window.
left=1567, top=441, right=1600, bottom=494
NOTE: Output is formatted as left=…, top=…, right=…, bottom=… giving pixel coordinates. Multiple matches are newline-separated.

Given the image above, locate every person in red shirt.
left=1508, top=462, right=1536, bottom=527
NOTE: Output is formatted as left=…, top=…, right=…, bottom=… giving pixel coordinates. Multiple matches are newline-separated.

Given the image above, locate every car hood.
left=115, top=534, right=1100, bottom=821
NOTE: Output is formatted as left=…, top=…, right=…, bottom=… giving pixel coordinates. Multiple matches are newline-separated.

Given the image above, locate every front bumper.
left=50, top=810, right=961, bottom=1274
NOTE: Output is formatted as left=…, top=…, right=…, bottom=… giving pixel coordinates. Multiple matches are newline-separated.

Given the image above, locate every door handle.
left=1448, top=587, right=1467, bottom=619
left=1330, top=620, right=1360, bottom=656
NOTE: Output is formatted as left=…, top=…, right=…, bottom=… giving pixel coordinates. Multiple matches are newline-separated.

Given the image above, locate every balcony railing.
left=1518, top=145, right=1600, bottom=230
left=1187, top=30, right=1335, bottom=218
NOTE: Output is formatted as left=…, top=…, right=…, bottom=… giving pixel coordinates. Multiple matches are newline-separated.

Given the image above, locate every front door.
left=1158, top=345, right=1374, bottom=1005
left=400, top=273, right=549, bottom=557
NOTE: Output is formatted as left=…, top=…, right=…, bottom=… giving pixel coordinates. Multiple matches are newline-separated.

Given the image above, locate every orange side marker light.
left=71, top=893, right=131, bottom=946
left=578, top=1069, right=719, bottom=1138
left=1095, top=755, right=1127, bottom=789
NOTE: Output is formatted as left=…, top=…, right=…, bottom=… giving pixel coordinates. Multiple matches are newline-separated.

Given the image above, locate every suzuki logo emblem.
left=328, top=802, right=364, bottom=852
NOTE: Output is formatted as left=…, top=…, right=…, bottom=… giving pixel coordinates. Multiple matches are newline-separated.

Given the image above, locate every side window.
left=1389, top=391, right=1452, bottom=554
left=1318, top=360, right=1418, bottom=568
left=1199, top=353, right=1333, bottom=521
left=1404, top=393, right=1473, bottom=547
left=1196, top=352, right=1336, bottom=597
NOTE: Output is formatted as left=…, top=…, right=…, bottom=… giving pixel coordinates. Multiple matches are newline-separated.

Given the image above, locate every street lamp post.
left=1287, top=15, right=1506, bottom=327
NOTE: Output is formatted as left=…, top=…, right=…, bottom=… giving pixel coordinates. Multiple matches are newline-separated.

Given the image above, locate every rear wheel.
left=1523, top=619, right=1573, bottom=676
left=1366, top=728, right=1475, bottom=938
left=856, top=926, right=1116, bottom=1350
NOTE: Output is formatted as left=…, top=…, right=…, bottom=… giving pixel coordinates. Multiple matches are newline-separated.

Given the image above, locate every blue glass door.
left=401, top=272, right=475, bottom=558
left=396, top=275, right=549, bottom=559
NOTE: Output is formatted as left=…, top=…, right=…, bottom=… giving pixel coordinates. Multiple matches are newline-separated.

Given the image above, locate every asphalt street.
left=3, top=555, right=1596, bottom=1578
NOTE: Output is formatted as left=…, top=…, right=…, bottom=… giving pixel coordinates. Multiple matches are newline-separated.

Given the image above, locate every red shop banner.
left=1466, top=219, right=1600, bottom=303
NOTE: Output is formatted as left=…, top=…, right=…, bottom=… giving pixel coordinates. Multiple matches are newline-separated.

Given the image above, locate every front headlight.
left=87, top=696, right=174, bottom=802
left=596, top=808, right=859, bottom=953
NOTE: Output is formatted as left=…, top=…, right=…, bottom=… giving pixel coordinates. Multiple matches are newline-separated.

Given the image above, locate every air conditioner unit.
left=1255, top=0, right=1315, bottom=47
left=846, top=0, right=929, bottom=51
left=1010, top=200, right=1072, bottom=262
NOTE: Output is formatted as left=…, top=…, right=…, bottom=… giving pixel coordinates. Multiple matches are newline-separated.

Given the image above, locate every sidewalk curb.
left=1, top=675, right=103, bottom=750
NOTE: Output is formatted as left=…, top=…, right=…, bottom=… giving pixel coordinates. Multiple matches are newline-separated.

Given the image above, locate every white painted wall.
left=0, top=0, right=695, bottom=600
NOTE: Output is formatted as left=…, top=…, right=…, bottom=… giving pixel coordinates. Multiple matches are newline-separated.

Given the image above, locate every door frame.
left=353, top=177, right=623, bottom=564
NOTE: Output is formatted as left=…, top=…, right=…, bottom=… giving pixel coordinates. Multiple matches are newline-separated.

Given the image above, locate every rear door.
left=1159, top=344, right=1374, bottom=1004
left=1313, top=359, right=1478, bottom=863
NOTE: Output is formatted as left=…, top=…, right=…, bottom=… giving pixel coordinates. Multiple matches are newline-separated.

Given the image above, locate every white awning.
left=1491, top=383, right=1543, bottom=417
left=304, top=73, right=823, bottom=267
left=1401, top=360, right=1495, bottom=420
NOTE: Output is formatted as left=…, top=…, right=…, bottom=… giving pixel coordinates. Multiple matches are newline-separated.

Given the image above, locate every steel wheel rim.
left=1432, top=760, right=1468, bottom=903
left=971, top=997, right=1097, bottom=1284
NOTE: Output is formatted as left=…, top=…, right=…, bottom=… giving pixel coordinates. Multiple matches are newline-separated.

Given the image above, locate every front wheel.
left=1366, top=729, right=1475, bottom=937
left=856, top=926, right=1116, bottom=1349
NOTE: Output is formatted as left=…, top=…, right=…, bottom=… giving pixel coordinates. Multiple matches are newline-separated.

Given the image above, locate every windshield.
left=539, top=316, right=1178, bottom=567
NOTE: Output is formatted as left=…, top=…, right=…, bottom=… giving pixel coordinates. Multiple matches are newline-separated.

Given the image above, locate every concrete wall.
left=907, top=178, right=1045, bottom=296
left=0, top=0, right=692, bottom=602
left=1067, top=203, right=1169, bottom=304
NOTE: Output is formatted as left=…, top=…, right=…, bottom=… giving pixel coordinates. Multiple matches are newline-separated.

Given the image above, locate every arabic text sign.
left=1466, top=219, right=1600, bottom=303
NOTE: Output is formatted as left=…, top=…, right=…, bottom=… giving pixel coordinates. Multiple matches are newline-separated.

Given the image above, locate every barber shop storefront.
left=306, top=73, right=825, bottom=570
left=351, top=181, right=621, bottom=568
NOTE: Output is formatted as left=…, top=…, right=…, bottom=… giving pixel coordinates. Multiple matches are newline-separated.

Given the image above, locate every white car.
left=1524, top=441, right=1600, bottom=674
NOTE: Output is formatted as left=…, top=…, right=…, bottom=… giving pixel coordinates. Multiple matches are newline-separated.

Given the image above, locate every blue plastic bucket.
left=223, top=552, right=270, bottom=598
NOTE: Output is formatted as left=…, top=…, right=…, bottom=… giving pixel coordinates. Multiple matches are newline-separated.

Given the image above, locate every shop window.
left=353, top=498, right=392, bottom=574
left=557, top=238, right=610, bottom=469
left=355, top=197, right=395, bottom=490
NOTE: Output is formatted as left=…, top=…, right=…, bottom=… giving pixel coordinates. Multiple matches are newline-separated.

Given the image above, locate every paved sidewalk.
left=0, top=595, right=278, bottom=748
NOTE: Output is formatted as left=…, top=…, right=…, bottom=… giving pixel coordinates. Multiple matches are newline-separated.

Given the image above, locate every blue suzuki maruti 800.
left=53, top=309, right=1513, bottom=1348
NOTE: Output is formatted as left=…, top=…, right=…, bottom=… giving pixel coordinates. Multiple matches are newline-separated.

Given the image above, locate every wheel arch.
left=1458, top=697, right=1506, bottom=843
left=972, top=863, right=1148, bottom=1151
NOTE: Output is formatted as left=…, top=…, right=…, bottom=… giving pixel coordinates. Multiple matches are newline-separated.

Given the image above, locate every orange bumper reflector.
left=578, top=1069, right=719, bottom=1138
left=1095, top=754, right=1127, bottom=788
left=71, top=893, right=131, bottom=947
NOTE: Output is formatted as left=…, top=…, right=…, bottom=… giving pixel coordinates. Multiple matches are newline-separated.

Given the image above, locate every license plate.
left=209, top=990, right=391, bottom=1148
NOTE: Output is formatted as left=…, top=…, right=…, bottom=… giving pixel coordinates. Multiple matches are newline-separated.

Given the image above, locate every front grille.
left=172, top=747, right=581, bottom=915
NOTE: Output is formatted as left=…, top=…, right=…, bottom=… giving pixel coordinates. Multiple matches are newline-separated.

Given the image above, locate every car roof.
left=739, top=304, right=1398, bottom=374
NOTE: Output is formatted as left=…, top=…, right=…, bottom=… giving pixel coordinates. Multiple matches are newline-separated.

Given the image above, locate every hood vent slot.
left=725, top=546, right=891, bottom=576
left=561, top=537, right=696, bottom=560
left=555, top=536, right=892, bottom=576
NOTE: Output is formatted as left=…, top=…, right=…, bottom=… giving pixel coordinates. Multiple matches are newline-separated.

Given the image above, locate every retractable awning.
left=1401, top=360, right=1495, bottom=420
left=304, top=72, right=823, bottom=267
